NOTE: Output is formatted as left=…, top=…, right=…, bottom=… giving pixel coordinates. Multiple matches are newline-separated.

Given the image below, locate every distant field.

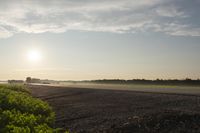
left=40, top=82, right=200, bottom=96
left=0, top=81, right=7, bottom=84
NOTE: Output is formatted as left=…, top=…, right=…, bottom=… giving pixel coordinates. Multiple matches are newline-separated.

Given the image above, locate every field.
left=30, top=84, right=200, bottom=133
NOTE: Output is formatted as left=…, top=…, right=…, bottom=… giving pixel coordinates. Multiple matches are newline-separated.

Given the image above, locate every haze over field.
left=0, top=0, right=200, bottom=80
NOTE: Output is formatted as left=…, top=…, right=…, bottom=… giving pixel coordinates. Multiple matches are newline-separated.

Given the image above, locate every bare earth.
left=30, top=85, right=200, bottom=133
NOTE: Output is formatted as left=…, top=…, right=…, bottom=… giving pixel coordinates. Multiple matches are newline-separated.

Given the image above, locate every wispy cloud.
left=155, top=5, right=186, bottom=17
left=0, top=0, right=199, bottom=38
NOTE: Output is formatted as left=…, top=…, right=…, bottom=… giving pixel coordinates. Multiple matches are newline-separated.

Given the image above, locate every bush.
left=0, top=84, right=59, bottom=133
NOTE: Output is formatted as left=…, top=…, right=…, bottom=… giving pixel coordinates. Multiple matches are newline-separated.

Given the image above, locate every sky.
left=0, top=0, right=200, bottom=80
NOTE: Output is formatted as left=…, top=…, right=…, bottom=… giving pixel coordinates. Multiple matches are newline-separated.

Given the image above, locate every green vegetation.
left=0, top=84, right=60, bottom=133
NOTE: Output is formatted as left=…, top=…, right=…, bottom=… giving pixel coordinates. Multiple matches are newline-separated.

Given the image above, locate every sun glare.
left=27, top=50, right=42, bottom=62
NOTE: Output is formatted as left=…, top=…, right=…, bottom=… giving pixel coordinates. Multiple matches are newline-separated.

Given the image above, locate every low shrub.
left=0, top=84, right=60, bottom=133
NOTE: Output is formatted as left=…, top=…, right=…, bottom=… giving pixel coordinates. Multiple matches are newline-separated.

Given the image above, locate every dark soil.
left=29, top=85, right=200, bottom=133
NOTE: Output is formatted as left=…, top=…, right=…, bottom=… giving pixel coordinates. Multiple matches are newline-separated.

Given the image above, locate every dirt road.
left=30, top=85, right=200, bottom=133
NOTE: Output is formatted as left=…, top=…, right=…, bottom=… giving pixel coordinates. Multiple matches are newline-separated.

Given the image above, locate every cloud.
left=155, top=5, right=186, bottom=17
left=0, top=0, right=200, bottom=38
left=158, top=23, right=200, bottom=37
left=0, top=26, right=13, bottom=38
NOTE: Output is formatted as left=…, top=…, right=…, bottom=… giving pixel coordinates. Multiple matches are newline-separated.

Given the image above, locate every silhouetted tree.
left=26, top=77, right=31, bottom=83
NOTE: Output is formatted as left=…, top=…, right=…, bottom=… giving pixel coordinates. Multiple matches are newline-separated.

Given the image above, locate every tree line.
left=88, top=78, right=200, bottom=86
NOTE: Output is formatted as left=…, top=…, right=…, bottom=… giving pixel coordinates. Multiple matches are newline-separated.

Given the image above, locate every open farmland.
left=30, top=84, right=200, bottom=133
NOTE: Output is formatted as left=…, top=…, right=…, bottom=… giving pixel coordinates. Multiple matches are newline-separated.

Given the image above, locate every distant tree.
left=156, top=78, right=160, bottom=81
left=8, top=80, right=12, bottom=84
left=26, top=77, right=32, bottom=83
left=185, top=78, right=192, bottom=81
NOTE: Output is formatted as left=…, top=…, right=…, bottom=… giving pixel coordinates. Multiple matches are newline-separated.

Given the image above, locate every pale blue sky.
left=0, top=0, right=200, bottom=80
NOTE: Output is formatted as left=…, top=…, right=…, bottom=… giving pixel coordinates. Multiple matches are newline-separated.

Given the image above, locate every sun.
left=27, top=50, right=42, bottom=62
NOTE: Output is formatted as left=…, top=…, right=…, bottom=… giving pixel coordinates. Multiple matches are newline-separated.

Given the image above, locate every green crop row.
left=0, top=84, right=62, bottom=133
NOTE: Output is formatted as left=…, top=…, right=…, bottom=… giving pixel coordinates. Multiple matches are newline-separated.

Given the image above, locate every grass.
left=0, top=84, right=62, bottom=133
